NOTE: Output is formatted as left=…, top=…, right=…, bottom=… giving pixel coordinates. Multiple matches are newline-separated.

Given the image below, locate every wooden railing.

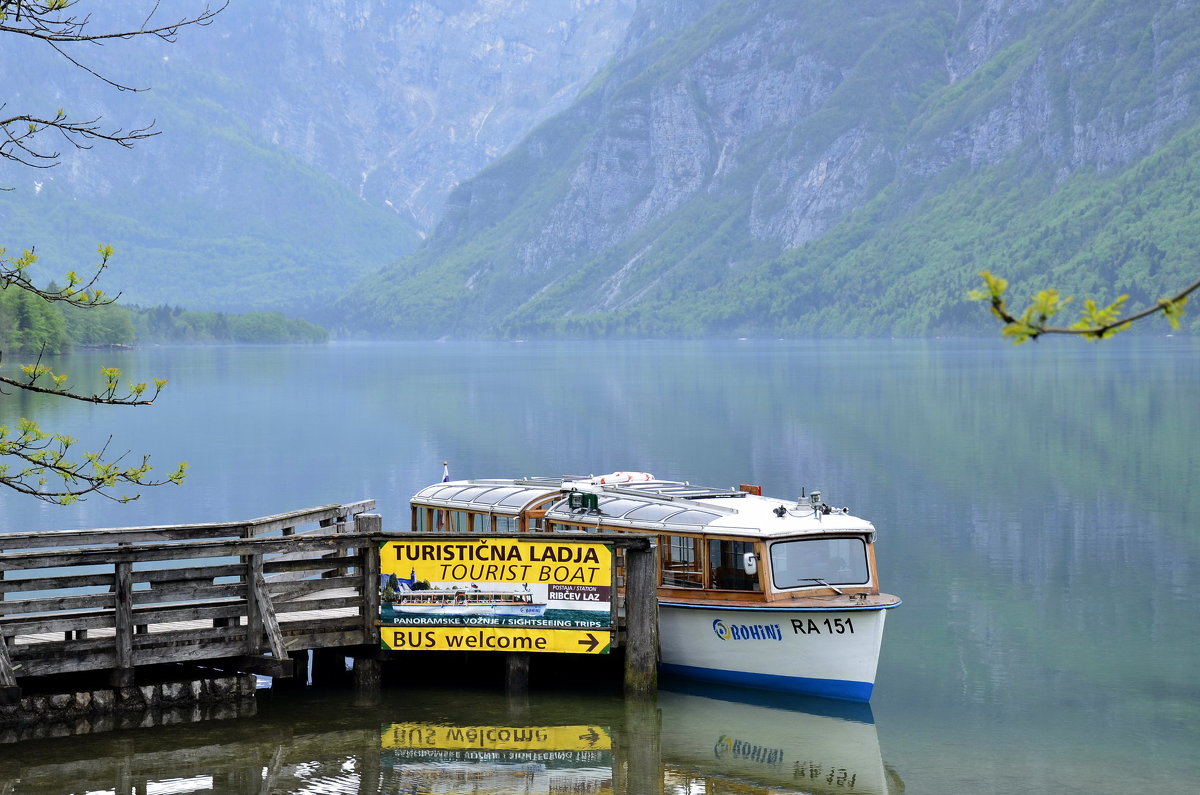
left=0, top=503, right=377, bottom=696
left=0, top=505, right=660, bottom=704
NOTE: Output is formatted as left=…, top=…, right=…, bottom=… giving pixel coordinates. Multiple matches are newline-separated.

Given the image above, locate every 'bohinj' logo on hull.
left=712, top=619, right=783, bottom=641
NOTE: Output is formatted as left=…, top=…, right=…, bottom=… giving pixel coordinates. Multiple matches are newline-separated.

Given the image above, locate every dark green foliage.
left=0, top=299, right=327, bottom=352
left=126, top=305, right=328, bottom=344
left=0, top=285, right=69, bottom=353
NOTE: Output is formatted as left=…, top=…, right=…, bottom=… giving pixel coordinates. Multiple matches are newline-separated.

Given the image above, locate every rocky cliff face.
left=232, top=0, right=636, bottom=232
left=350, top=0, right=1200, bottom=337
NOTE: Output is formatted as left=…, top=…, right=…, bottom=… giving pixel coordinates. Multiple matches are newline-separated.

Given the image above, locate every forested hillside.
left=344, top=0, right=1200, bottom=338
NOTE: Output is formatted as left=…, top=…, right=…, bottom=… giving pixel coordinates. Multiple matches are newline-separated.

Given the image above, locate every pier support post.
left=505, top=652, right=530, bottom=693
left=623, top=542, right=659, bottom=696
left=353, top=657, right=381, bottom=700
left=358, top=514, right=383, bottom=648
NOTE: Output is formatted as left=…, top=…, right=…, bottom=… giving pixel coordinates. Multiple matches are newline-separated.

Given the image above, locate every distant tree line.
left=0, top=289, right=327, bottom=354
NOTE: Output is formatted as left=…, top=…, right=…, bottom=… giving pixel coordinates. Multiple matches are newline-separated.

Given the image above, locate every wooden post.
left=353, top=657, right=381, bottom=701
left=358, top=514, right=382, bottom=647
left=623, top=542, right=659, bottom=696
left=505, top=653, right=530, bottom=693
left=252, top=563, right=288, bottom=661
left=245, top=553, right=263, bottom=655
left=111, top=560, right=134, bottom=687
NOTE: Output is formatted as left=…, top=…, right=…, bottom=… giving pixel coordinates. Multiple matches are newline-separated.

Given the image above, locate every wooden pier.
left=0, top=503, right=658, bottom=720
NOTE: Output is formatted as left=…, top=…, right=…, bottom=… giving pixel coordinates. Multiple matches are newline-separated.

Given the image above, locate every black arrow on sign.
left=578, top=633, right=600, bottom=653
left=579, top=727, right=601, bottom=745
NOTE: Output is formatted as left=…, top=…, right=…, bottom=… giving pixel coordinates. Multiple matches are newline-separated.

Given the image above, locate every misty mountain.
left=345, top=0, right=1200, bottom=338
left=0, top=0, right=634, bottom=319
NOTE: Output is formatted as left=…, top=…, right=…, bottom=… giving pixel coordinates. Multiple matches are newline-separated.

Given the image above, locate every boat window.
left=596, top=498, right=643, bottom=517
left=769, top=537, right=870, bottom=588
left=430, top=485, right=471, bottom=501
left=495, top=515, right=518, bottom=533
left=499, top=490, right=543, bottom=507
left=414, top=507, right=429, bottom=532
left=665, top=509, right=721, bottom=528
left=661, top=535, right=703, bottom=588
left=451, top=486, right=493, bottom=503
left=626, top=504, right=684, bottom=523
left=708, top=539, right=761, bottom=591
left=474, top=487, right=522, bottom=506
left=449, top=511, right=469, bottom=533
left=414, top=484, right=452, bottom=500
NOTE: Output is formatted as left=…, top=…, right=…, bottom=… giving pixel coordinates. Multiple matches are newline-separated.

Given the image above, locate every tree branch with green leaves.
left=1, top=244, right=187, bottom=503
left=968, top=271, right=1197, bottom=343
left=0, top=2, right=222, bottom=504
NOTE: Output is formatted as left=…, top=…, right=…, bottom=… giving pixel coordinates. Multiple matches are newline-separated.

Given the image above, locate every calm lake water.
left=2, top=338, right=1198, bottom=793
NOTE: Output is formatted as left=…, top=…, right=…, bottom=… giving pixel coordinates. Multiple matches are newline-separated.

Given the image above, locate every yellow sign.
left=381, top=539, right=613, bottom=586
left=381, top=626, right=610, bottom=654
left=382, top=723, right=611, bottom=751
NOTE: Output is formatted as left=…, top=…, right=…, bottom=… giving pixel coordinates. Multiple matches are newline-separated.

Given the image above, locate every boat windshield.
left=769, top=537, right=870, bottom=589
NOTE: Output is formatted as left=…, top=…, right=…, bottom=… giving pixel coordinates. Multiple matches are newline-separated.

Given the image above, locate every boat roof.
left=411, top=477, right=875, bottom=539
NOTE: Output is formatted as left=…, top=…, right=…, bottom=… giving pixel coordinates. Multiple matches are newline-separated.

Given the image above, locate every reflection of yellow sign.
left=382, top=723, right=612, bottom=751
left=381, top=626, right=610, bottom=654
left=381, top=540, right=613, bottom=586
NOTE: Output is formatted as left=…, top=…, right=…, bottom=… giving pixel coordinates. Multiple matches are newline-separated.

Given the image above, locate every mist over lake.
left=2, top=338, right=1196, bottom=793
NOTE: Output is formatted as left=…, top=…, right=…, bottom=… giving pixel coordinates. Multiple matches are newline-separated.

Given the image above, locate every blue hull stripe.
left=659, top=600, right=902, bottom=613
left=659, top=663, right=875, bottom=702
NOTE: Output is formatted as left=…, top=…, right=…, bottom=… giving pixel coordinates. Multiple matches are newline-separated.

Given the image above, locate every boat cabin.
left=410, top=477, right=884, bottom=603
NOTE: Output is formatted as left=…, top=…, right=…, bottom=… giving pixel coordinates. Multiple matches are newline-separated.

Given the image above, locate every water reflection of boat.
left=391, top=587, right=548, bottom=617
left=658, top=682, right=898, bottom=795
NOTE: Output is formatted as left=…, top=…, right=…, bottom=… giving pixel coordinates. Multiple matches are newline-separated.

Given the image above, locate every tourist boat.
left=391, top=587, right=548, bottom=617
left=408, top=472, right=901, bottom=701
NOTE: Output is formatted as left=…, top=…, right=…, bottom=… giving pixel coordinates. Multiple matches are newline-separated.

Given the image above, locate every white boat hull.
left=658, top=602, right=892, bottom=701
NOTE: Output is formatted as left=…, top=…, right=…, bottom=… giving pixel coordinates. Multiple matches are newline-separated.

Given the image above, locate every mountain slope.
left=0, top=1, right=634, bottom=320
left=345, top=0, right=1200, bottom=338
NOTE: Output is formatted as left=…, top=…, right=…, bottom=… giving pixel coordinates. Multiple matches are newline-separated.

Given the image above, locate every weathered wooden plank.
left=0, top=591, right=116, bottom=614
left=2, top=611, right=114, bottom=636
left=9, top=648, right=117, bottom=676
left=263, top=553, right=361, bottom=575
left=136, top=564, right=242, bottom=584
left=0, top=502, right=376, bottom=551
left=0, top=571, right=113, bottom=594
left=0, top=532, right=374, bottom=570
left=274, top=595, right=361, bottom=615
left=271, top=576, right=362, bottom=602
left=253, top=567, right=288, bottom=662
left=131, top=581, right=246, bottom=606
left=0, top=633, right=18, bottom=689
left=128, top=601, right=247, bottom=626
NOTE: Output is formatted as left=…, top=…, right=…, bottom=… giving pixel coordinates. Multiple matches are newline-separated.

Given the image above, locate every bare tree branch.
left=0, top=1, right=225, bottom=168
